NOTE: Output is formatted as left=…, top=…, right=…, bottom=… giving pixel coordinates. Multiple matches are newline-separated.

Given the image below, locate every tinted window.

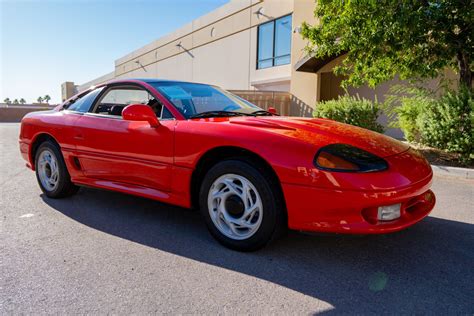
left=151, top=82, right=260, bottom=119
left=66, top=87, right=103, bottom=113
left=100, top=88, right=151, bottom=105
left=95, top=88, right=153, bottom=117
left=257, top=15, right=292, bottom=69
left=257, top=22, right=274, bottom=69
left=94, top=86, right=173, bottom=119
left=161, top=106, right=174, bottom=119
left=274, top=15, right=292, bottom=65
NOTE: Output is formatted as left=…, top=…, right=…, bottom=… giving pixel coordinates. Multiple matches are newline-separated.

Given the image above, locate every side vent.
left=72, top=157, right=82, bottom=170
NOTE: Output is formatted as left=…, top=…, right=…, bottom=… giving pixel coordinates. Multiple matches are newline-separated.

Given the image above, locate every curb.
left=431, top=165, right=474, bottom=180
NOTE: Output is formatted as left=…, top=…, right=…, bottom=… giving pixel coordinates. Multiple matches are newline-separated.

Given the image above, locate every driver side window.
left=94, top=86, right=173, bottom=119
left=65, top=87, right=103, bottom=113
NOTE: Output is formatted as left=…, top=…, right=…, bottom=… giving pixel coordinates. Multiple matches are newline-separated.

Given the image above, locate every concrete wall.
left=289, top=0, right=318, bottom=117
left=0, top=106, right=53, bottom=122
left=77, top=71, right=115, bottom=94
left=61, top=82, right=77, bottom=102
left=76, top=0, right=294, bottom=94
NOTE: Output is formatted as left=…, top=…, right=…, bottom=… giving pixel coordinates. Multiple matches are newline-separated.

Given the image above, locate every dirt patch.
left=406, top=142, right=473, bottom=168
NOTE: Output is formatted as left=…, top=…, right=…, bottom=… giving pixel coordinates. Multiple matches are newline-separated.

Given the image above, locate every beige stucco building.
left=64, top=0, right=444, bottom=137
left=65, top=0, right=325, bottom=112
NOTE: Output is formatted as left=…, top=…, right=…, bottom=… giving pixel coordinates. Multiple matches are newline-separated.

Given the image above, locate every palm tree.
left=19, top=98, right=26, bottom=104
left=43, top=95, right=51, bottom=104
left=3, top=98, right=11, bottom=104
left=37, top=96, right=43, bottom=104
left=13, top=99, right=19, bottom=104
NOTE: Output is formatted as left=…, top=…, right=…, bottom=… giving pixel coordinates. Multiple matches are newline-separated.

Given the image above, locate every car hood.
left=229, top=116, right=409, bottom=157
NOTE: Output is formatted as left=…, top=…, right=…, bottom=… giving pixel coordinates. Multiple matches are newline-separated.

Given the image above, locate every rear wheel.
left=35, top=141, right=79, bottom=198
left=199, top=159, right=286, bottom=251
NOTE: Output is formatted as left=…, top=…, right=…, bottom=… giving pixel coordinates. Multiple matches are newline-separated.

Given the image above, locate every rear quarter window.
left=66, top=87, right=104, bottom=113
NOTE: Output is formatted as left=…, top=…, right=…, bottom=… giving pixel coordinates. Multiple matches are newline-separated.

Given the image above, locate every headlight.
left=314, top=144, right=388, bottom=172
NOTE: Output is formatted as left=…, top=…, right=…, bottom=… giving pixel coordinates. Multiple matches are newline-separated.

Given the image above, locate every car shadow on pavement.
left=41, top=187, right=474, bottom=314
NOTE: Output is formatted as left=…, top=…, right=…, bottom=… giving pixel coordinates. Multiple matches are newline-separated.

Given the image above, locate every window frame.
left=86, top=83, right=175, bottom=121
left=63, top=87, right=104, bottom=114
left=256, top=14, right=292, bottom=70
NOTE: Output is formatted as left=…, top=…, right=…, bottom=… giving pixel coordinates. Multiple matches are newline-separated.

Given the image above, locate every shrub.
left=395, top=94, right=435, bottom=143
left=385, top=85, right=473, bottom=163
left=418, top=88, right=474, bottom=162
left=314, top=95, right=384, bottom=133
left=384, top=85, right=435, bottom=142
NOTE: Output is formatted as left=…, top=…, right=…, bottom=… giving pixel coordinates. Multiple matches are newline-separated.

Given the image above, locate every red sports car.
left=19, top=79, right=435, bottom=251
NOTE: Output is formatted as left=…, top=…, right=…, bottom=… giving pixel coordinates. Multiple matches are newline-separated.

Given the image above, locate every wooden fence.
left=230, top=90, right=291, bottom=116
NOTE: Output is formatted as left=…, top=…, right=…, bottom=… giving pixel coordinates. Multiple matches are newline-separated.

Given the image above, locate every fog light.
left=377, top=204, right=401, bottom=221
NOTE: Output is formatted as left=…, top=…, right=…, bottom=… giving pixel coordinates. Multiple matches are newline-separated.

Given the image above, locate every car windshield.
left=150, top=82, right=264, bottom=119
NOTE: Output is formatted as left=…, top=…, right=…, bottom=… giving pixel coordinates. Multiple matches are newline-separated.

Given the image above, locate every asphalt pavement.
left=1, top=123, right=473, bottom=314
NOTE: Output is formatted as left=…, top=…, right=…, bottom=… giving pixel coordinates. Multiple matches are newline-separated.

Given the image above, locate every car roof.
left=127, top=78, right=209, bottom=86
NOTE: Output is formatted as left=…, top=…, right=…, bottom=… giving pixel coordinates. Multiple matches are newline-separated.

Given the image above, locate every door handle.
left=74, top=134, right=84, bottom=140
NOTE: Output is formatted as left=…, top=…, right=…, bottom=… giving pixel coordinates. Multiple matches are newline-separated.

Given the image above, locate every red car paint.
left=19, top=79, right=435, bottom=234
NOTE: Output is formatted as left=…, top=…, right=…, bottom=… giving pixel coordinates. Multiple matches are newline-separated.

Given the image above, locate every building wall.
left=61, top=82, right=77, bottom=101
left=289, top=0, right=319, bottom=117
left=74, top=0, right=295, bottom=96
left=112, top=0, right=293, bottom=91
left=69, top=0, right=317, bottom=117
left=77, top=72, right=115, bottom=93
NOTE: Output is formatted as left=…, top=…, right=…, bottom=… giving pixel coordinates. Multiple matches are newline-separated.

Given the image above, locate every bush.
left=384, top=85, right=435, bottom=142
left=385, top=85, right=473, bottom=163
left=313, top=95, right=384, bottom=133
left=396, top=94, right=435, bottom=143
left=418, top=88, right=473, bottom=162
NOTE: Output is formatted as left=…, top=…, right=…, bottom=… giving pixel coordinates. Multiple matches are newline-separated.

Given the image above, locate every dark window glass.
left=90, top=86, right=173, bottom=119
left=257, top=14, right=292, bottom=69
left=151, top=82, right=260, bottom=119
left=258, top=59, right=273, bottom=69
left=257, top=22, right=274, bottom=69
left=161, top=106, right=174, bottom=119
left=66, top=87, right=103, bottom=113
left=95, top=88, right=153, bottom=117
left=274, top=15, right=291, bottom=60
left=274, top=55, right=290, bottom=66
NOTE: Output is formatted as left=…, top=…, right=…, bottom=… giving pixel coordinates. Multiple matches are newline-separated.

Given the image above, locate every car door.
left=72, top=84, right=175, bottom=192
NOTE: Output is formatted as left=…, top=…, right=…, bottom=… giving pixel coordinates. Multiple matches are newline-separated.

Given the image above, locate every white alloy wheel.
left=207, top=173, right=263, bottom=240
left=37, top=149, right=59, bottom=192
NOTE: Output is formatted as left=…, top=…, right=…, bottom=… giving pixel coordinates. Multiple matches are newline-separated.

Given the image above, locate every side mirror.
left=122, top=104, right=160, bottom=127
left=268, top=107, right=278, bottom=115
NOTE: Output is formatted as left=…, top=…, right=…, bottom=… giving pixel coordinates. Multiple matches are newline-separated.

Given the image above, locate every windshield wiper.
left=249, top=110, right=277, bottom=116
left=189, top=111, right=249, bottom=119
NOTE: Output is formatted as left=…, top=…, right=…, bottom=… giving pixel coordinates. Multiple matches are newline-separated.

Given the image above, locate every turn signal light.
left=316, top=152, right=359, bottom=171
left=314, top=143, right=388, bottom=173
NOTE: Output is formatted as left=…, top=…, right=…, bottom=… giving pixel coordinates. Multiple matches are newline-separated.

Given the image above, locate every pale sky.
left=0, top=0, right=228, bottom=104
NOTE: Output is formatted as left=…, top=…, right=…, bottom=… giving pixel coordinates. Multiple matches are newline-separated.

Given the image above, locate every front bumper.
left=19, top=140, right=33, bottom=169
left=283, top=174, right=435, bottom=234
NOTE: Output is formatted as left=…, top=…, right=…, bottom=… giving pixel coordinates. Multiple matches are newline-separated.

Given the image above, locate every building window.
left=257, top=14, right=292, bottom=69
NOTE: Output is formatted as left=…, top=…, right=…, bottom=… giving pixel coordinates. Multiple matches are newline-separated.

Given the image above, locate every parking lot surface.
left=1, top=123, right=473, bottom=314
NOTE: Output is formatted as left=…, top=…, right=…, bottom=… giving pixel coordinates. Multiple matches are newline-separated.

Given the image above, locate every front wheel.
left=199, top=160, right=286, bottom=251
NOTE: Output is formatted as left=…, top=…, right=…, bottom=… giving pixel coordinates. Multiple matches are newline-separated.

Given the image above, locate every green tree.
left=3, top=98, right=11, bottom=104
left=301, top=0, right=473, bottom=90
left=19, top=98, right=26, bottom=104
left=43, top=95, right=51, bottom=104
left=37, top=96, right=43, bottom=104
left=13, top=99, right=19, bottom=104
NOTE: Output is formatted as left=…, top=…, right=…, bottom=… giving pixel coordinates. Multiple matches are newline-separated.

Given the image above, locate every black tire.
left=35, top=140, right=79, bottom=198
left=199, top=159, right=286, bottom=251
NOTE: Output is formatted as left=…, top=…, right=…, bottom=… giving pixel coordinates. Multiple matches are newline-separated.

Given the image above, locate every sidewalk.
left=431, top=165, right=474, bottom=180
